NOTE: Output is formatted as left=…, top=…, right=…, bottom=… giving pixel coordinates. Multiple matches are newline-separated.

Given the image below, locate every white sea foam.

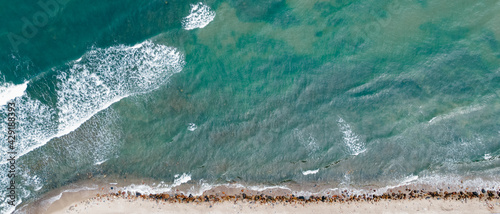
left=182, top=2, right=216, bottom=30
left=192, top=182, right=217, bottom=196
left=484, top=153, right=492, bottom=160
left=413, top=175, right=500, bottom=192
left=245, top=185, right=292, bottom=192
left=2, top=42, right=174, bottom=162
left=21, top=169, right=44, bottom=192
left=302, top=169, right=319, bottom=175
left=94, top=159, right=108, bottom=165
left=130, top=42, right=144, bottom=49
left=0, top=81, right=28, bottom=106
left=40, top=186, right=98, bottom=208
left=0, top=96, right=57, bottom=165
left=124, top=184, right=173, bottom=195
left=327, top=174, right=500, bottom=196
left=43, top=194, right=62, bottom=207
left=56, top=40, right=185, bottom=137
left=324, top=174, right=420, bottom=196
left=187, top=123, right=197, bottom=131
left=120, top=178, right=295, bottom=198
left=173, top=173, right=192, bottom=187
left=51, top=108, right=121, bottom=171
left=293, top=129, right=319, bottom=155
left=372, top=175, right=419, bottom=194
left=17, top=174, right=499, bottom=213
left=123, top=173, right=192, bottom=195
left=1, top=198, right=20, bottom=214
left=428, top=105, right=484, bottom=124
left=0, top=41, right=185, bottom=165
left=0, top=41, right=184, bottom=212
left=206, top=183, right=292, bottom=195
left=338, top=117, right=366, bottom=156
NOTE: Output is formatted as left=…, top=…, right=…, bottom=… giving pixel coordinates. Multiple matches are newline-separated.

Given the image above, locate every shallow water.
left=1, top=0, right=500, bottom=212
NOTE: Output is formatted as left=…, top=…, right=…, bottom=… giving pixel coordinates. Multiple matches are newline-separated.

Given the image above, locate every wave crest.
left=56, top=40, right=184, bottom=136
left=182, top=2, right=216, bottom=30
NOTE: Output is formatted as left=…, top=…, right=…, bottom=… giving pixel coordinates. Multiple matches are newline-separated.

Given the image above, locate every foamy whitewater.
left=0, top=82, right=28, bottom=107
left=56, top=40, right=184, bottom=137
left=338, top=117, right=366, bottom=156
left=0, top=40, right=185, bottom=164
left=61, top=174, right=500, bottom=202
left=0, top=40, right=185, bottom=212
left=182, top=2, right=216, bottom=30
left=122, top=173, right=192, bottom=196
left=302, top=169, right=319, bottom=175
left=187, top=123, right=197, bottom=131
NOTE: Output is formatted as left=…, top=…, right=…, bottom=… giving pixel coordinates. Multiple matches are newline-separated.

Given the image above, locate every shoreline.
left=13, top=177, right=500, bottom=214
left=45, top=196, right=500, bottom=214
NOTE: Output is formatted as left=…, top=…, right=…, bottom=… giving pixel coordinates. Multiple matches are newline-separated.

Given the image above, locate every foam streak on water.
left=123, top=173, right=192, bottom=195
left=122, top=180, right=292, bottom=197
left=338, top=117, right=366, bottom=156
left=173, top=173, right=192, bottom=187
left=302, top=169, right=319, bottom=175
left=428, top=105, right=484, bottom=124
left=187, top=123, right=197, bottom=131
left=182, top=2, right=216, bottom=30
left=293, top=129, right=319, bottom=155
left=0, top=81, right=28, bottom=106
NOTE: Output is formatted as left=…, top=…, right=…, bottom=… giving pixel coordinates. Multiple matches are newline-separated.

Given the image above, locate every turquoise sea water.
left=1, top=0, right=500, bottom=212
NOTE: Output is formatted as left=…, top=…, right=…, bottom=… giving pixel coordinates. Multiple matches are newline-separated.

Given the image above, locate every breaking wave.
left=0, top=40, right=185, bottom=213
left=182, top=2, right=216, bottom=30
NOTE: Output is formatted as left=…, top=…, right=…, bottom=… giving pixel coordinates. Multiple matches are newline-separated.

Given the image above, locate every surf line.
left=6, top=102, right=17, bottom=206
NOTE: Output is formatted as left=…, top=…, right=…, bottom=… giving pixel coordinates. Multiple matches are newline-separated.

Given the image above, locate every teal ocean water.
left=1, top=0, right=500, bottom=212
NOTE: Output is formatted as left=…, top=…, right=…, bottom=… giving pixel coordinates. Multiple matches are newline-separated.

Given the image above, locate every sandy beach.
left=47, top=197, right=500, bottom=214
left=15, top=179, right=500, bottom=214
